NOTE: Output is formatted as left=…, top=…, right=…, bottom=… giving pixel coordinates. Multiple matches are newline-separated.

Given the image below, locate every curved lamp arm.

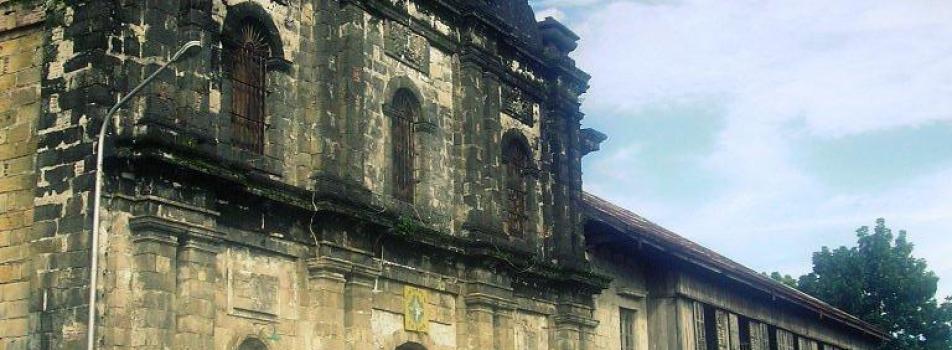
left=87, top=40, right=202, bottom=350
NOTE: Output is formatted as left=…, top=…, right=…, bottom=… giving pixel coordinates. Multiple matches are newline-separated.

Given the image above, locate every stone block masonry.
left=0, top=0, right=44, bottom=349
left=0, top=1, right=885, bottom=350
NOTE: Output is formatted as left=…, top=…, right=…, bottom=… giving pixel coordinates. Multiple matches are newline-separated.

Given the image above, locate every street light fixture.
left=86, top=40, right=202, bottom=350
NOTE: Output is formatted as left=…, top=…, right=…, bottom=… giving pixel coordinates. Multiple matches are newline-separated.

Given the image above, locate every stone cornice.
left=349, top=0, right=590, bottom=100
left=464, top=293, right=518, bottom=310
left=117, top=145, right=609, bottom=292
left=553, top=314, right=599, bottom=329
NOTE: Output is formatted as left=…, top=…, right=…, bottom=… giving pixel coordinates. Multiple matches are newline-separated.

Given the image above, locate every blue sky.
left=528, top=0, right=952, bottom=298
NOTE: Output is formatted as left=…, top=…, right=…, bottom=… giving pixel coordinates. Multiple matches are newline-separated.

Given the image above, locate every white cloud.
left=556, top=0, right=952, bottom=297
left=534, top=7, right=567, bottom=21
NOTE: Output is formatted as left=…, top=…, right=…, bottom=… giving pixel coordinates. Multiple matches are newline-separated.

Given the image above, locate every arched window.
left=504, top=136, right=530, bottom=236
left=391, top=88, right=419, bottom=203
left=228, top=21, right=270, bottom=154
left=237, top=338, right=268, bottom=350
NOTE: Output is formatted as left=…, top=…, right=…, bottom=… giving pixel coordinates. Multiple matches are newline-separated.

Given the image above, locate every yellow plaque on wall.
left=403, top=286, right=429, bottom=333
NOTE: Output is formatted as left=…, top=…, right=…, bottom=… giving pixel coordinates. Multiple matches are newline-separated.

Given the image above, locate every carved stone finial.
left=580, top=128, right=607, bottom=156
left=539, top=17, right=580, bottom=55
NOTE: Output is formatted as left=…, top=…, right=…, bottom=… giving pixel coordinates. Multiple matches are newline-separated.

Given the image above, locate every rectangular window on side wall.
left=774, top=329, right=796, bottom=350
left=705, top=305, right=720, bottom=350
left=729, top=313, right=741, bottom=350
left=715, top=309, right=732, bottom=350
left=748, top=320, right=770, bottom=350
left=798, top=337, right=819, bottom=350
left=620, top=308, right=636, bottom=350
left=738, top=317, right=751, bottom=350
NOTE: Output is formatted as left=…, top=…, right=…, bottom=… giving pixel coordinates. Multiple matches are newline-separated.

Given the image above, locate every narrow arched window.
left=229, top=21, right=270, bottom=154
left=391, top=89, right=418, bottom=203
left=504, top=137, right=530, bottom=236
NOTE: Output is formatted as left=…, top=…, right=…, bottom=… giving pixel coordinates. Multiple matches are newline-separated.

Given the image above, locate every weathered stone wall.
left=588, top=247, right=650, bottom=350
left=10, top=0, right=601, bottom=348
left=0, top=0, right=43, bottom=348
left=1, top=0, right=889, bottom=349
left=357, top=8, right=459, bottom=230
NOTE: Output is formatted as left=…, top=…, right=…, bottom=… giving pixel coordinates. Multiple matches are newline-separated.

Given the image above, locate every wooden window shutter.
left=620, top=308, right=636, bottom=350
left=759, top=323, right=771, bottom=350
left=693, top=302, right=707, bottom=350
left=729, top=313, right=741, bottom=350
left=750, top=321, right=770, bottom=350
left=715, top=309, right=731, bottom=350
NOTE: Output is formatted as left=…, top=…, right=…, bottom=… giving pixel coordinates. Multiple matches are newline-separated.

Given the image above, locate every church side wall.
left=589, top=249, right=651, bottom=350
left=93, top=188, right=579, bottom=350
left=675, top=270, right=880, bottom=350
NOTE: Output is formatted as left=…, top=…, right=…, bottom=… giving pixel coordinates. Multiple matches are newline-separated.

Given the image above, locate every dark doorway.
left=237, top=338, right=268, bottom=350
left=396, top=341, right=427, bottom=350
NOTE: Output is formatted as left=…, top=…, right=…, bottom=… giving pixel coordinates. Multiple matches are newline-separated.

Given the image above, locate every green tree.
left=797, top=218, right=952, bottom=350
left=764, top=271, right=798, bottom=289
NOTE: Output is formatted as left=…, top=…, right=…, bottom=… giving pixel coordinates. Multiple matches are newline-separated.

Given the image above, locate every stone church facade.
left=0, top=0, right=886, bottom=350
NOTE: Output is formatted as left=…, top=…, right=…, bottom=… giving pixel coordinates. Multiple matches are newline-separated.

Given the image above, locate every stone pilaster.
left=554, top=319, right=581, bottom=350
left=306, top=256, right=348, bottom=350
left=332, top=3, right=369, bottom=183
left=463, top=267, right=515, bottom=350
left=581, top=322, right=597, bottom=350
left=344, top=264, right=380, bottom=350
left=494, top=305, right=516, bottom=350
left=128, top=223, right=180, bottom=349
left=554, top=302, right=599, bottom=350
left=464, top=296, right=495, bottom=350
left=174, top=233, right=221, bottom=350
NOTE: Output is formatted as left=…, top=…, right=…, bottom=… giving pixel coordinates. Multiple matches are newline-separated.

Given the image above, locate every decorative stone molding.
left=306, top=256, right=352, bottom=283
left=553, top=300, right=600, bottom=343
left=501, top=85, right=536, bottom=126
left=385, top=20, right=430, bottom=73
left=617, top=287, right=647, bottom=300
left=128, top=215, right=223, bottom=246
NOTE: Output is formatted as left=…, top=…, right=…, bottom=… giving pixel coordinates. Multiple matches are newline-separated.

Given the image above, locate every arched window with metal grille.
left=228, top=21, right=270, bottom=154
left=391, top=88, right=419, bottom=203
left=504, top=135, right=531, bottom=237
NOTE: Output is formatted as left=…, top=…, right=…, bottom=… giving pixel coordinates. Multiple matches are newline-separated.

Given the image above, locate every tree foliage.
left=797, top=218, right=952, bottom=350
left=765, top=271, right=798, bottom=289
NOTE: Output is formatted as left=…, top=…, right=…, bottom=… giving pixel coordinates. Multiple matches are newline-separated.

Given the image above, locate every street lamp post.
left=86, top=41, right=202, bottom=350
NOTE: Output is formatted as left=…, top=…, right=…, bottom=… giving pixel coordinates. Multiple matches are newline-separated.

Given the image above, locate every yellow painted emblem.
left=404, top=286, right=429, bottom=332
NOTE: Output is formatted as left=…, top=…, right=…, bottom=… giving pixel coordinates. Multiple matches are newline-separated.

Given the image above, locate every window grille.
left=504, top=139, right=530, bottom=236
left=230, top=23, right=269, bottom=153
left=391, top=89, right=418, bottom=203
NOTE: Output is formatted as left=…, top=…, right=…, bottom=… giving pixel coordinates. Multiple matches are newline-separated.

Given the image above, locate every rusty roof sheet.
left=582, top=192, right=889, bottom=340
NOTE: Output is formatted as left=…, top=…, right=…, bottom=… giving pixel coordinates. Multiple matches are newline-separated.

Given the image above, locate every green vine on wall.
left=394, top=215, right=423, bottom=238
